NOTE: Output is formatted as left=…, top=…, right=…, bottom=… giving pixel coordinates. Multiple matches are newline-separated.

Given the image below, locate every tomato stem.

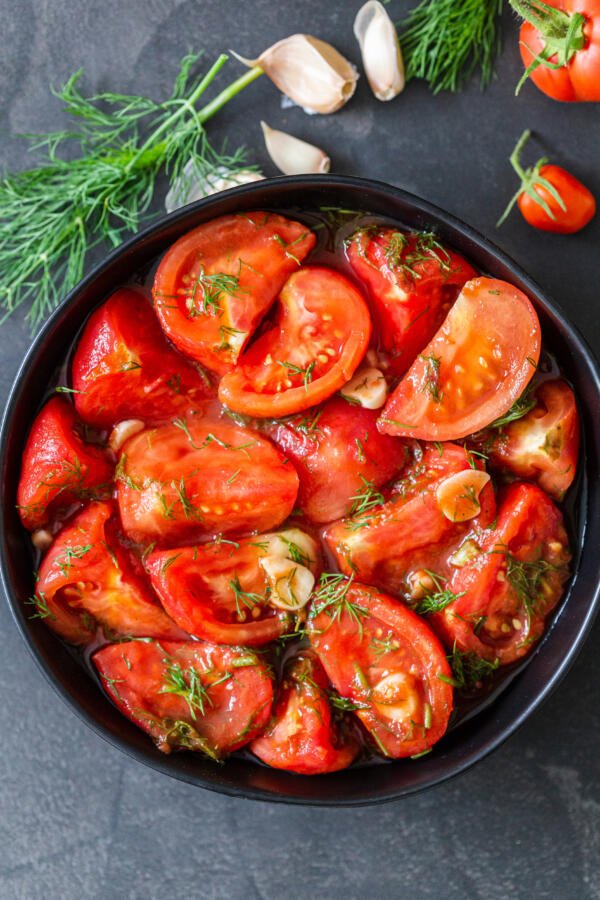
left=496, top=129, right=566, bottom=228
left=509, top=0, right=587, bottom=94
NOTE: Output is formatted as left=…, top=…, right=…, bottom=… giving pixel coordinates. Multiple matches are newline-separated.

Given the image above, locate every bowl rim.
left=2, top=173, right=599, bottom=806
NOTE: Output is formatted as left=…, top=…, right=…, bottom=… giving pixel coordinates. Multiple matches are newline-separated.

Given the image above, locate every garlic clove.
left=235, top=34, right=358, bottom=114
left=109, top=419, right=145, bottom=453
left=165, top=162, right=264, bottom=213
left=256, top=528, right=319, bottom=570
left=31, top=528, right=54, bottom=552
left=353, top=1, right=405, bottom=101
left=261, top=121, right=330, bottom=176
left=436, top=470, right=491, bottom=523
left=259, top=555, right=315, bottom=611
left=340, top=366, right=388, bottom=409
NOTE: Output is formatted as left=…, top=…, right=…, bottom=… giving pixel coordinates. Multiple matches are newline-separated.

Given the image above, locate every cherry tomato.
left=378, top=278, right=541, bottom=442
left=308, top=580, right=453, bottom=758
left=347, top=227, right=476, bottom=376
left=431, top=483, right=571, bottom=665
left=35, top=502, right=186, bottom=646
left=145, top=528, right=320, bottom=646
left=72, top=287, right=213, bottom=428
left=486, top=380, right=579, bottom=500
left=153, top=212, right=316, bottom=375
left=323, top=442, right=496, bottom=597
left=515, top=0, right=600, bottom=101
left=93, top=639, right=273, bottom=758
left=250, top=651, right=360, bottom=774
left=264, top=396, right=408, bottom=523
left=218, top=267, right=372, bottom=418
left=17, top=396, right=113, bottom=531
left=116, top=410, right=299, bottom=546
left=518, top=164, right=595, bottom=233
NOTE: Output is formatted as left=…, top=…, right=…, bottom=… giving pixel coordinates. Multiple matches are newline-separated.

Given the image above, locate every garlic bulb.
left=261, top=121, right=330, bottom=176
left=234, top=34, right=358, bottom=114
left=165, top=162, right=264, bottom=213
left=353, top=1, right=405, bottom=101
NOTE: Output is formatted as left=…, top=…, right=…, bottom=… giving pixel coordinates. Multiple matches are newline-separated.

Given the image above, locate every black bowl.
left=2, top=175, right=599, bottom=805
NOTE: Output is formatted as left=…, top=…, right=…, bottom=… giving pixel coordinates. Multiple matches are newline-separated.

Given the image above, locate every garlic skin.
left=234, top=34, right=358, bottom=114
left=340, top=367, right=388, bottom=409
left=261, top=121, right=330, bottom=176
left=165, top=162, right=264, bottom=213
left=353, top=1, right=405, bottom=101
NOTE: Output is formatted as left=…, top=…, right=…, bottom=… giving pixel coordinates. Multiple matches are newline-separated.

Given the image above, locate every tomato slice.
left=308, top=579, right=453, bottom=758
left=72, top=287, right=213, bottom=428
left=265, top=396, right=408, bottom=523
left=17, top=396, right=113, bottom=531
left=323, top=442, right=496, bottom=597
left=218, top=267, right=372, bottom=417
left=431, top=483, right=571, bottom=665
left=116, top=409, right=299, bottom=546
left=486, top=380, right=580, bottom=500
left=34, top=502, right=186, bottom=646
left=93, top=639, right=273, bottom=758
left=250, top=651, right=360, bottom=774
left=346, top=227, right=477, bottom=376
left=378, top=277, right=541, bottom=441
left=153, top=212, right=316, bottom=375
left=145, top=528, right=320, bottom=646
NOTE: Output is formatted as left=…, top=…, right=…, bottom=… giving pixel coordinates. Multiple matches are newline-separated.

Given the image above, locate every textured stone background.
left=1, top=2, right=599, bottom=898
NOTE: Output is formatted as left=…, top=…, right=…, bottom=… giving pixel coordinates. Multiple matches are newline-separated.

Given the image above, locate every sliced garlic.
left=109, top=419, right=145, bottom=453
left=371, top=672, right=419, bottom=723
left=256, top=528, right=319, bottom=571
left=340, top=367, right=388, bottom=409
left=165, top=162, right=264, bottom=213
left=259, top=555, right=315, bottom=611
left=31, top=528, right=53, bottom=552
left=436, top=470, right=491, bottom=523
left=353, top=1, right=405, bottom=101
left=234, top=34, right=358, bottom=114
left=449, top=539, right=481, bottom=568
left=260, top=121, right=330, bottom=176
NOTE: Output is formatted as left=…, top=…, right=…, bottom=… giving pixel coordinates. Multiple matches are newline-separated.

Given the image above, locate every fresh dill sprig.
left=399, top=0, right=503, bottom=94
left=229, top=576, right=266, bottom=618
left=412, top=570, right=465, bottom=615
left=309, top=573, right=368, bottom=635
left=419, top=354, right=443, bottom=403
left=0, top=53, right=262, bottom=329
left=489, top=386, right=537, bottom=429
left=348, top=475, right=385, bottom=525
left=438, top=644, right=500, bottom=689
left=161, top=660, right=215, bottom=720
left=277, top=360, right=317, bottom=392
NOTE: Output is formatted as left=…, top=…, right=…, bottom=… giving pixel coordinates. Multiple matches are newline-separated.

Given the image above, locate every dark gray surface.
left=1, top=2, right=599, bottom=898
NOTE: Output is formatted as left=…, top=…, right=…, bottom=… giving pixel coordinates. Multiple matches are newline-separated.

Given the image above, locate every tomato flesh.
left=153, top=212, right=316, bottom=375
left=116, top=410, right=299, bottom=546
left=17, top=396, right=113, bottom=531
left=72, top=287, right=213, bottom=428
left=218, top=266, right=372, bottom=417
left=93, top=639, right=273, bottom=757
left=379, top=277, right=541, bottom=441
left=308, top=582, right=453, bottom=758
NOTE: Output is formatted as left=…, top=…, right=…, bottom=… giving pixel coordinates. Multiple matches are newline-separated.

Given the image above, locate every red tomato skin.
left=153, top=212, right=316, bottom=375
left=35, top=501, right=187, bottom=646
left=487, top=380, right=580, bottom=499
left=431, top=483, right=571, bottom=665
left=519, top=1, right=600, bottom=101
left=250, top=651, right=360, bottom=774
left=116, top=412, right=299, bottom=546
left=17, top=396, right=113, bottom=531
left=309, top=584, right=453, bottom=758
left=145, top=538, right=297, bottom=646
left=72, top=287, right=213, bottom=429
left=218, top=266, right=372, bottom=418
left=378, top=277, right=541, bottom=441
left=93, top=639, right=273, bottom=757
left=265, top=397, right=409, bottom=524
left=323, top=442, right=496, bottom=597
left=517, top=165, right=596, bottom=233
left=347, top=228, right=477, bottom=376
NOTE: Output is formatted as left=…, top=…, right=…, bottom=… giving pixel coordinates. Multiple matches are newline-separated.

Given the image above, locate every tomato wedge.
left=308, top=579, right=453, bottom=758
left=72, top=287, right=214, bottom=428
left=34, top=502, right=186, bottom=645
left=487, top=380, right=580, bottom=500
left=145, top=528, right=320, bottom=646
left=378, top=277, right=541, bottom=441
left=323, top=442, right=496, bottom=597
left=153, top=212, right=316, bottom=375
left=218, top=267, right=372, bottom=417
left=431, top=483, right=571, bottom=665
left=265, top=397, right=408, bottom=523
left=116, top=410, right=299, bottom=546
left=250, top=651, right=360, bottom=774
left=347, top=227, right=476, bottom=376
left=17, top=396, right=113, bottom=531
left=93, top=639, right=273, bottom=758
